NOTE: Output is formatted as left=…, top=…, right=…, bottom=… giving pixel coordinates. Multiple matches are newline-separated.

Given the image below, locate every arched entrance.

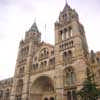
left=30, top=76, right=55, bottom=100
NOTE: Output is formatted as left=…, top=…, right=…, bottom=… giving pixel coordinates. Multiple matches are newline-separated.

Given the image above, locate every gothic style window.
left=60, top=30, right=66, bottom=41
left=68, top=50, right=72, bottom=56
left=64, top=67, right=76, bottom=86
left=59, top=31, right=62, bottom=42
left=61, top=29, right=67, bottom=40
left=62, top=31, right=65, bottom=41
left=63, top=50, right=72, bottom=64
left=68, top=50, right=72, bottom=63
left=63, top=52, right=67, bottom=59
left=44, top=61, right=47, bottom=67
left=70, top=41, right=73, bottom=47
left=39, top=48, right=49, bottom=60
left=32, top=63, right=38, bottom=70
left=36, top=63, right=38, bottom=68
left=63, top=51, right=68, bottom=65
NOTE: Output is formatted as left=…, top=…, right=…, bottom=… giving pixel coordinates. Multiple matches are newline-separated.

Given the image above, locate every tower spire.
left=65, top=0, right=69, bottom=6
left=65, top=0, right=68, bottom=5
left=34, top=17, right=36, bottom=23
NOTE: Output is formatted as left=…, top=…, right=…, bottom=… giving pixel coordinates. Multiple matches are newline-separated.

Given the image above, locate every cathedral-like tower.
left=10, top=22, right=41, bottom=100
left=55, top=3, right=88, bottom=65
left=54, top=3, right=89, bottom=100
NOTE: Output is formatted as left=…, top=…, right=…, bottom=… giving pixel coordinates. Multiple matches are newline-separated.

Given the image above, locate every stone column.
left=22, top=41, right=33, bottom=100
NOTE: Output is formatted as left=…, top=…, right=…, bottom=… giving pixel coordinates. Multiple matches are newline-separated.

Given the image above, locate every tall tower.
left=54, top=2, right=89, bottom=100
left=55, top=2, right=88, bottom=66
left=10, top=22, right=41, bottom=100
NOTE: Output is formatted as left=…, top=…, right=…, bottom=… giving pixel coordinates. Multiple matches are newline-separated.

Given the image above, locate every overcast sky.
left=0, top=0, right=100, bottom=80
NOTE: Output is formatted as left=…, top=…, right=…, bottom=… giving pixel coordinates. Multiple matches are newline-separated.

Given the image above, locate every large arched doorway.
left=30, top=76, right=55, bottom=100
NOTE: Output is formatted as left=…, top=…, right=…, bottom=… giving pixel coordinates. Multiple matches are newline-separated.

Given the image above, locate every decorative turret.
left=28, top=22, right=39, bottom=33
left=59, top=2, right=79, bottom=25
left=25, top=22, right=41, bottom=43
left=55, top=2, right=89, bottom=66
left=10, top=22, right=41, bottom=100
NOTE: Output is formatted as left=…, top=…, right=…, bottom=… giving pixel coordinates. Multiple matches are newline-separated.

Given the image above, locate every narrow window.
left=69, top=27, right=73, bottom=37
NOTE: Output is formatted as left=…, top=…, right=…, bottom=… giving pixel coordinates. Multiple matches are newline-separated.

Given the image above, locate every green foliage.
left=77, top=67, right=100, bottom=100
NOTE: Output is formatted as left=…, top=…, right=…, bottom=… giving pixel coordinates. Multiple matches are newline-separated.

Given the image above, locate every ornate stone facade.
left=0, top=2, right=100, bottom=100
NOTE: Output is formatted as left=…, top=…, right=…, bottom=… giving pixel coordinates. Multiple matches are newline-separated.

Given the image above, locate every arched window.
left=59, top=31, right=62, bottom=42
left=63, top=50, right=72, bottom=64
left=68, top=50, right=72, bottom=56
left=61, top=29, right=66, bottom=41
left=63, top=52, right=68, bottom=65
left=39, top=48, right=49, bottom=60
left=70, top=41, right=73, bottom=47
left=68, top=50, right=72, bottom=63
left=63, top=52, right=67, bottom=60
left=36, top=63, right=38, bottom=68
left=64, top=67, right=76, bottom=86
left=32, top=63, right=38, bottom=70
left=44, top=61, right=47, bottom=67
left=62, top=31, right=65, bottom=41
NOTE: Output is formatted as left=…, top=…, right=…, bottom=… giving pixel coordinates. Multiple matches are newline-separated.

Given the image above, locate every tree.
left=77, top=67, right=100, bottom=100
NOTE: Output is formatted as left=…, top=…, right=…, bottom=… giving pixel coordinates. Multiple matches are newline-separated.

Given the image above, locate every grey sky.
left=0, top=0, right=100, bottom=80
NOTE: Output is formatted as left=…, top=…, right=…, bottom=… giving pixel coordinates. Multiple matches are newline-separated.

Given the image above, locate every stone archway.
left=30, top=76, right=55, bottom=100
